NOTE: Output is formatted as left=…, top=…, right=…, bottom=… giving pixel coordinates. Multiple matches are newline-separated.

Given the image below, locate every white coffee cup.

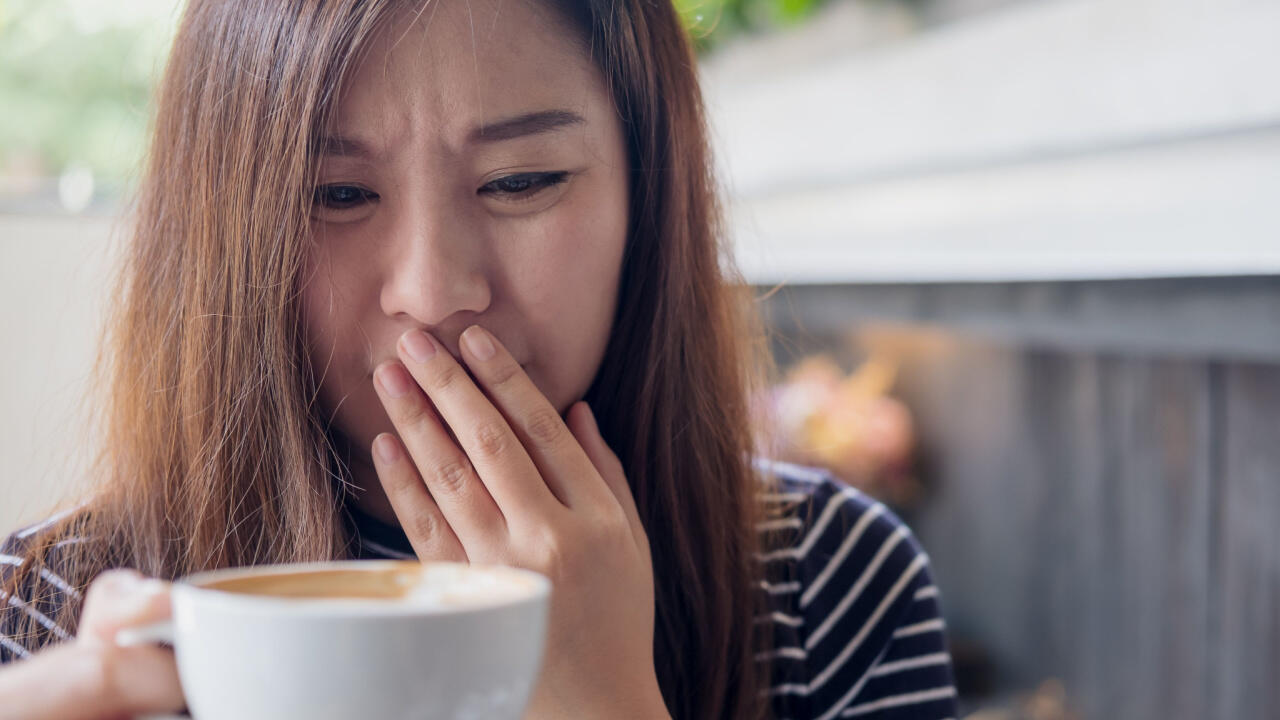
left=116, top=560, right=551, bottom=720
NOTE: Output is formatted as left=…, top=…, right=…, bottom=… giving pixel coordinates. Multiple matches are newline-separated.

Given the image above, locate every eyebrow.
left=469, top=109, right=585, bottom=143
left=320, top=109, right=586, bottom=159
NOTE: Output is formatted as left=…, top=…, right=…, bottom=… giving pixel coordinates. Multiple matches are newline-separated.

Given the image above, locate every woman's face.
left=301, top=0, right=629, bottom=483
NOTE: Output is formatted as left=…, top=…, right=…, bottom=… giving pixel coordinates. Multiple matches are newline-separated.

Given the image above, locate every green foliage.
left=0, top=0, right=178, bottom=187
left=675, top=0, right=828, bottom=51
left=676, top=0, right=924, bottom=51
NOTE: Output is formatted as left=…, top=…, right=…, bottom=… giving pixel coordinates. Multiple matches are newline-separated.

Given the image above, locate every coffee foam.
left=203, top=562, right=540, bottom=608
left=405, top=563, right=542, bottom=607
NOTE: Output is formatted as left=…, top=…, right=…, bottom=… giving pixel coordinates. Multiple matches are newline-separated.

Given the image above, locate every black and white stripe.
left=1, top=527, right=84, bottom=660
left=1, top=553, right=82, bottom=601
left=751, top=459, right=957, bottom=719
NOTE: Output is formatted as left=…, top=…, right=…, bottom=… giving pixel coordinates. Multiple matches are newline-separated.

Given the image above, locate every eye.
left=313, top=184, right=378, bottom=210
left=478, top=172, right=570, bottom=202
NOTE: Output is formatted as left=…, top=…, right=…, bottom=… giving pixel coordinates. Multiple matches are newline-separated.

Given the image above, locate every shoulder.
left=756, top=458, right=927, bottom=579
left=754, top=459, right=958, bottom=719
left=1, top=512, right=90, bottom=664
left=754, top=459, right=935, bottom=619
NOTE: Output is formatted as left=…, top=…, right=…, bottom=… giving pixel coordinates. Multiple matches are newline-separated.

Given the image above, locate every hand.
left=370, top=325, right=670, bottom=719
left=0, top=570, right=184, bottom=720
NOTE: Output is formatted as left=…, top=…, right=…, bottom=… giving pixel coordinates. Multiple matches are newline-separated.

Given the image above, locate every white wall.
left=0, top=214, right=119, bottom=534
left=703, top=0, right=1280, bottom=283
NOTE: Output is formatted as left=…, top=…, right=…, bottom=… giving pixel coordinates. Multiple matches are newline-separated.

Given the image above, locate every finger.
left=458, top=325, right=615, bottom=512
left=86, top=643, right=185, bottom=717
left=78, top=570, right=171, bottom=648
left=0, top=641, right=184, bottom=720
left=396, top=329, right=559, bottom=520
left=566, top=401, right=647, bottom=547
left=373, top=361, right=505, bottom=554
left=371, top=432, right=467, bottom=563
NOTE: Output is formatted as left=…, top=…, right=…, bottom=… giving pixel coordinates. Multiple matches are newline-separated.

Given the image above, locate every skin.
left=0, top=570, right=183, bottom=720
left=313, top=3, right=665, bottom=712
left=302, top=0, right=630, bottom=528
left=0, top=0, right=664, bottom=717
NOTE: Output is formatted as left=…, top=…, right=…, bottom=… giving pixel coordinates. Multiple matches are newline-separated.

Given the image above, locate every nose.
left=378, top=204, right=492, bottom=327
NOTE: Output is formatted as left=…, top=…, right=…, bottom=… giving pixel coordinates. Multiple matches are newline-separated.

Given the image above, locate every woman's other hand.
left=0, top=569, right=184, bottom=720
left=372, top=326, right=669, bottom=719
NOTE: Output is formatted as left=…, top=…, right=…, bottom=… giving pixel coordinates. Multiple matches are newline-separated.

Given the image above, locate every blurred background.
left=2, top=0, right=1278, bottom=717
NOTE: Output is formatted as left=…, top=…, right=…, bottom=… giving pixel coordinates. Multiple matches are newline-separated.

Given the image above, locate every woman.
left=0, top=0, right=958, bottom=718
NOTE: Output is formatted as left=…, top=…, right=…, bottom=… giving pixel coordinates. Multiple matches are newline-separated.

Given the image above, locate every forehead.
left=335, top=0, right=602, bottom=149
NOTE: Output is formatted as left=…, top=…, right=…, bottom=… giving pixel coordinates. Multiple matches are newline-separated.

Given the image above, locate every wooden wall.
left=760, top=278, right=1280, bottom=719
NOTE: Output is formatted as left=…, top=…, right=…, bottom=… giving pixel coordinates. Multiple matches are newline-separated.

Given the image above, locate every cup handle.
left=114, top=620, right=176, bottom=648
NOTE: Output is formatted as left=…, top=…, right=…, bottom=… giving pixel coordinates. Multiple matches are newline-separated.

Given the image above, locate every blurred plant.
left=965, top=679, right=1081, bottom=720
left=676, top=0, right=926, bottom=51
left=0, top=0, right=179, bottom=191
left=759, top=354, right=920, bottom=508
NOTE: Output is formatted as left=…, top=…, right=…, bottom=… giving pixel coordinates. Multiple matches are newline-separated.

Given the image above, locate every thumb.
left=78, top=569, right=171, bottom=648
left=0, top=640, right=184, bottom=720
left=567, top=402, right=644, bottom=542
left=0, top=571, right=184, bottom=720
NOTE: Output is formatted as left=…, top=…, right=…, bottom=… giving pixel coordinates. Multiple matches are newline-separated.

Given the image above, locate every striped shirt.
left=1, top=460, right=957, bottom=718
left=747, top=460, right=958, bottom=719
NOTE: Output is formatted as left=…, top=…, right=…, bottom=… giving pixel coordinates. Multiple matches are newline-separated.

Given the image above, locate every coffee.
left=204, top=563, right=423, bottom=600
left=202, top=561, right=541, bottom=608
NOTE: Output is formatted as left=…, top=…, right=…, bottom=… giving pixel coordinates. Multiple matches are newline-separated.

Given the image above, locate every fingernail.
left=136, top=578, right=167, bottom=596
left=462, top=325, right=496, bottom=362
left=135, top=579, right=170, bottom=608
left=122, top=578, right=170, bottom=619
left=374, top=434, right=400, bottom=463
left=401, top=330, right=437, bottom=363
left=376, top=364, right=413, bottom=398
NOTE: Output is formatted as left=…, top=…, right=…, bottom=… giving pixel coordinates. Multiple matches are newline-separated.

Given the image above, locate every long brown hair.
left=4, top=1, right=778, bottom=716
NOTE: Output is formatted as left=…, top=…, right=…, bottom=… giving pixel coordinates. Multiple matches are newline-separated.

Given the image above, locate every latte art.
left=203, top=561, right=540, bottom=608
left=404, top=563, right=543, bottom=607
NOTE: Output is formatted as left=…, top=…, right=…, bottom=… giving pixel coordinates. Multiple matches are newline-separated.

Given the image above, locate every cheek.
left=299, top=254, right=342, bottom=405
left=300, top=233, right=378, bottom=348
left=298, top=243, right=397, bottom=450
left=513, top=197, right=626, bottom=409
left=299, top=243, right=365, bottom=406
left=299, top=251, right=330, bottom=356
left=531, top=168, right=628, bottom=301
left=300, top=243, right=343, bottom=353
